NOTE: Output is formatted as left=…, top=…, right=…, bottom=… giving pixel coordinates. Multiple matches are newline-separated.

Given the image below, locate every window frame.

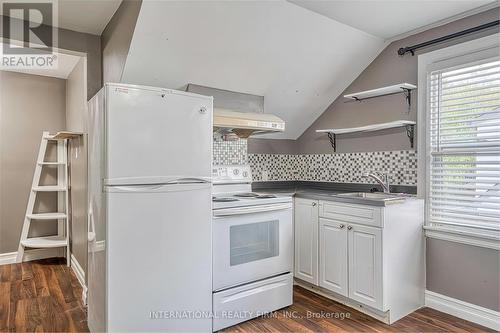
left=417, top=33, right=500, bottom=250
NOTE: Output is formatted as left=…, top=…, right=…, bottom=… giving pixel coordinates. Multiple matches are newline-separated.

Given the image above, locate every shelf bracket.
left=405, top=124, right=415, bottom=148
left=402, top=88, right=411, bottom=112
left=327, top=132, right=336, bottom=152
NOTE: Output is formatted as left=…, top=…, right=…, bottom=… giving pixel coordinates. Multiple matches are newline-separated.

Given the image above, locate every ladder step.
left=44, top=135, right=66, bottom=141
left=21, top=236, right=67, bottom=248
left=27, top=213, right=67, bottom=220
left=37, top=161, right=65, bottom=166
left=32, top=186, right=67, bottom=192
left=44, top=132, right=82, bottom=141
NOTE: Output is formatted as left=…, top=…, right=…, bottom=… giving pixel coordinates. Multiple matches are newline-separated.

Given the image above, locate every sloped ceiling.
left=288, top=0, right=496, bottom=39
left=120, top=0, right=386, bottom=139
left=58, top=0, right=122, bottom=35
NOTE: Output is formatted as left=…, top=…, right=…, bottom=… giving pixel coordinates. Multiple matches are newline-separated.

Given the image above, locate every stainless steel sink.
left=335, top=192, right=406, bottom=202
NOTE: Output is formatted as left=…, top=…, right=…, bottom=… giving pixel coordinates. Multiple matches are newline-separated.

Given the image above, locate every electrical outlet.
left=261, top=170, right=269, bottom=181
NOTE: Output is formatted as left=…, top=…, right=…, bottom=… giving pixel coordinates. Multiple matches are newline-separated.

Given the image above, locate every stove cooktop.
left=212, top=192, right=278, bottom=202
left=212, top=197, right=239, bottom=202
left=212, top=192, right=291, bottom=209
left=233, top=192, right=259, bottom=198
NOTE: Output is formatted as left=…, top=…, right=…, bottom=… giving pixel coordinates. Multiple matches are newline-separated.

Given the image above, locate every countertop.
left=254, top=187, right=416, bottom=207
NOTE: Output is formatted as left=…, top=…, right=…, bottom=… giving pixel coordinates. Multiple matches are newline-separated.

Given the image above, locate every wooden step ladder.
left=16, top=131, right=71, bottom=266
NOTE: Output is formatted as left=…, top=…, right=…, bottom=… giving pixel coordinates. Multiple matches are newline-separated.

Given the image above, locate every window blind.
left=428, top=59, right=500, bottom=231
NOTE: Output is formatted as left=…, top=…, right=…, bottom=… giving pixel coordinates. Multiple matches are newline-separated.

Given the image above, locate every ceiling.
left=120, top=1, right=496, bottom=139
left=288, top=0, right=496, bottom=40
left=0, top=43, right=81, bottom=79
left=57, top=0, right=122, bottom=35
left=121, top=1, right=386, bottom=140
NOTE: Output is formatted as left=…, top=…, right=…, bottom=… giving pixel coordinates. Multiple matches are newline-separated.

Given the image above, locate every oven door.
left=213, top=203, right=293, bottom=291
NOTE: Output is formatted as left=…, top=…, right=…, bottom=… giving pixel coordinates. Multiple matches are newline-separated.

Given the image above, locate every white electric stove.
left=212, top=165, right=292, bottom=209
left=211, top=165, right=293, bottom=331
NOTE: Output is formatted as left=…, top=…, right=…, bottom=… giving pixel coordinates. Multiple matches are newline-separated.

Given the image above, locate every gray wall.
left=66, top=57, right=88, bottom=278
left=426, top=239, right=500, bottom=312
left=102, top=0, right=142, bottom=84
left=0, top=71, right=66, bottom=253
left=248, top=138, right=297, bottom=154
left=58, top=28, right=101, bottom=99
left=0, top=15, right=101, bottom=99
left=250, top=7, right=500, bottom=311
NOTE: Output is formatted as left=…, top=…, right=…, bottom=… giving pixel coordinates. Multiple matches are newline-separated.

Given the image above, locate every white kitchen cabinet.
left=294, top=198, right=319, bottom=285
left=348, top=223, right=383, bottom=310
left=294, top=197, right=424, bottom=324
left=319, top=218, right=348, bottom=296
left=320, top=200, right=383, bottom=227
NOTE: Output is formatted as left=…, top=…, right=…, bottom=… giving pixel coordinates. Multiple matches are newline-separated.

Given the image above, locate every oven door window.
left=230, top=220, right=279, bottom=266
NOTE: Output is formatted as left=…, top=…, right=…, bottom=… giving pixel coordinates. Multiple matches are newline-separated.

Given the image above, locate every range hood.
left=213, top=108, right=285, bottom=138
left=186, top=84, right=285, bottom=138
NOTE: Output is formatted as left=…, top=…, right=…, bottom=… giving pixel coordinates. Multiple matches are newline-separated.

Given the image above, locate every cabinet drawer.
left=319, top=201, right=383, bottom=227
left=213, top=273, right=293, bottom=331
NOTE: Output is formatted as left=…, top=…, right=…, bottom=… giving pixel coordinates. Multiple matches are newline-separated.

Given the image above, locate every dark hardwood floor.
left=221, top=286, right=495, bottom=333
left=0, top=259, right=494, bottom=332
left=0, top=258, right=88, bottom=332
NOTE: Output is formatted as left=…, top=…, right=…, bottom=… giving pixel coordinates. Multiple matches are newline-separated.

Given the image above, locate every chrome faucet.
left=363, top=171, right=390, bottom=193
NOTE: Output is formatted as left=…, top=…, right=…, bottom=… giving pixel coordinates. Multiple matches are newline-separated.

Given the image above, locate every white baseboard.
left=425, top=290, right=500, bottom=331
left=0, top=248, right=64, bottom=265
left=0, top=251, right=17, bottom=265
left=70, top=254, right=87, bottom=305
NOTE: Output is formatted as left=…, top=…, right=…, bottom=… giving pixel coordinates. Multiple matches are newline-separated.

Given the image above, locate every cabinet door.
left=319, top=218, right=348, bottom=296
left=348, top=224, right=383, bottom=310
left=294, top=198, right=319, bottom=285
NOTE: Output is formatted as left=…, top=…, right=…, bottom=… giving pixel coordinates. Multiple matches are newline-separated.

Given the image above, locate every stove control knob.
left=243, top=171, right=248, bottom=178
left=233, top=169, right=240, bottom=176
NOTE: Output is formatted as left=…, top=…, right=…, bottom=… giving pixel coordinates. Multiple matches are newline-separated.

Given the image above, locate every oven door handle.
left=213, top=203, right=291, bottom=217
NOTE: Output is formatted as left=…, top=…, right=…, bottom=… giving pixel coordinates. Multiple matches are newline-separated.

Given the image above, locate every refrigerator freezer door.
left=106, top=183, right=212, bottom=332
left=105, top=86, right=212, bottom=185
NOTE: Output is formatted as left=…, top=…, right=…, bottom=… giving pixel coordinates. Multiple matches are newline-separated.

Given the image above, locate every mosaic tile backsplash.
left=213, top=139, right=417, bottom=186
left=213, top=138, right=248, bottom=165
left=248, top=151, right=417, bottom=185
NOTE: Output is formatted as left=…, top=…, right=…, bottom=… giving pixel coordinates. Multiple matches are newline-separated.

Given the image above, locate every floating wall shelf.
left=344, top=83, right=417, bottom=111
left=316, top=120, right=416, bottom=152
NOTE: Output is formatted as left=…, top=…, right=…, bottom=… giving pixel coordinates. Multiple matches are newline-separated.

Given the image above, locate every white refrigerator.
left=87, top=83, right=213, bottom=332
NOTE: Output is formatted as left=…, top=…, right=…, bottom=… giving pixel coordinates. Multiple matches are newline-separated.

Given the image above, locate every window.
left=418, top=34, right=500, bottom=248
left=428, top=60, right=500, bottom=232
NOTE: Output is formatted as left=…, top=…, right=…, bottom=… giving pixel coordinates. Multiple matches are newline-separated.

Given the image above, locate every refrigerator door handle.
left=165, top=177, right=211, bottom=184
left=105, top=182, right=211, bottom=193
left=104, top=176, right=211, bottom=186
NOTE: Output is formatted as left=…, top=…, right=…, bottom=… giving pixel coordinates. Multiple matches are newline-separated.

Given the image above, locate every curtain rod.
left=397, top=20, right=500, bottom=56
